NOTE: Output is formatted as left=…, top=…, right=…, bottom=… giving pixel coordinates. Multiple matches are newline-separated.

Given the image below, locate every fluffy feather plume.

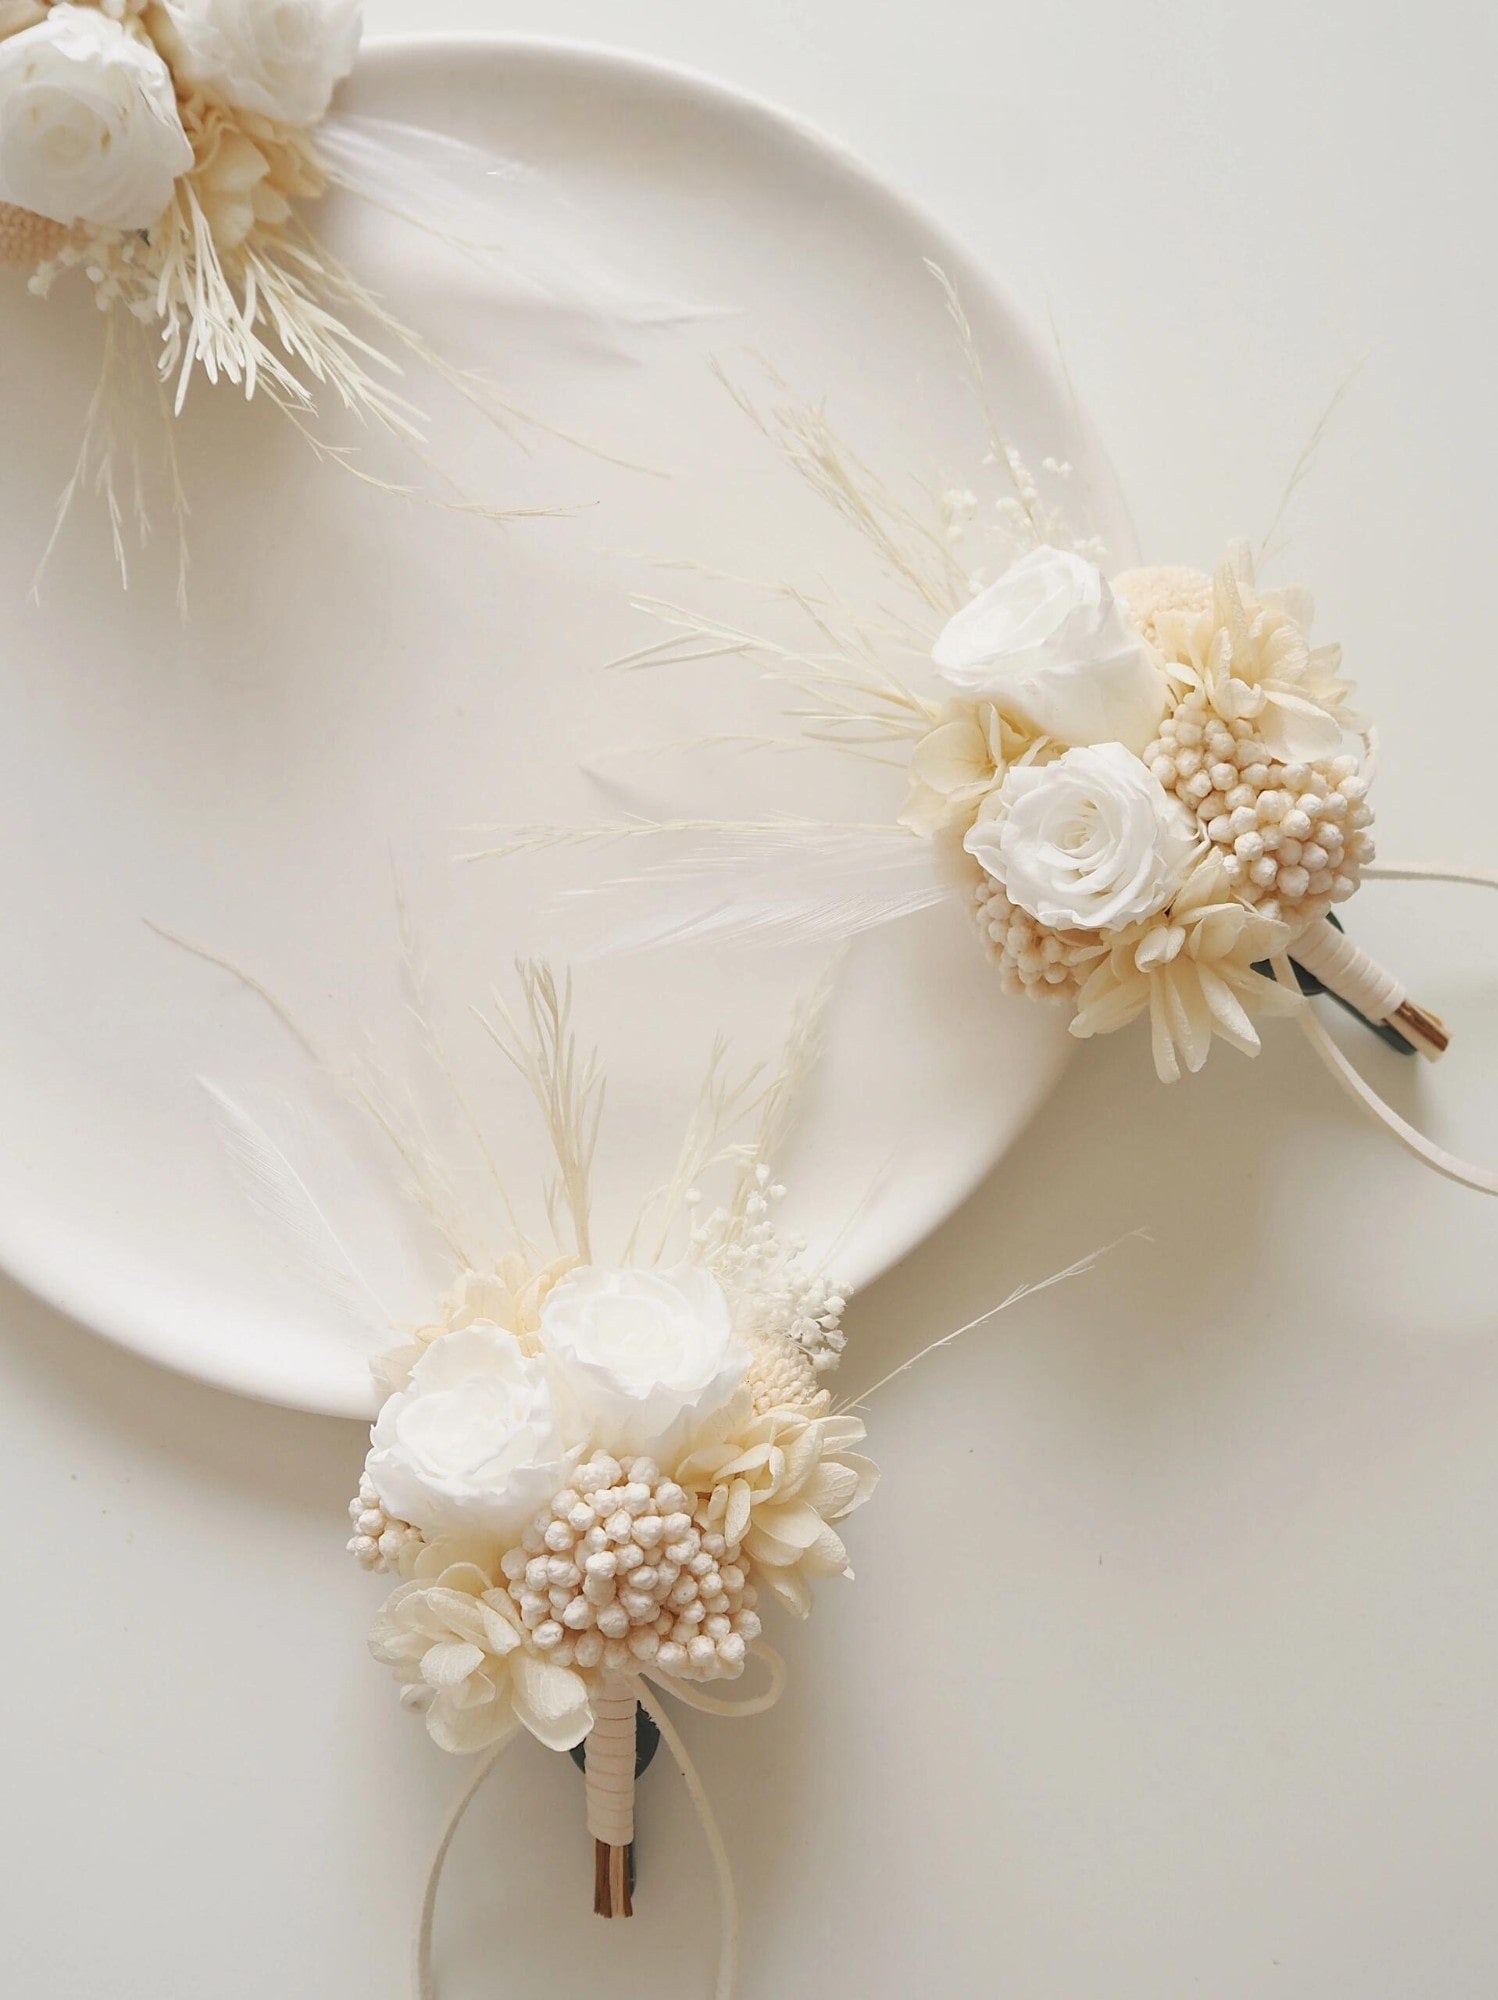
left=499, top=820, right=946, bottom=958
left=199, top=1077, right=390, bottom=1331
left=318, top=116, right=706, bottom=328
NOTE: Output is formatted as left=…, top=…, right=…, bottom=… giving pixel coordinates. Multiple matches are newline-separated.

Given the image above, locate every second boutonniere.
left=474, top=321, right=1497, bottom=1195
left=907, top=539, right=1392, bottom=1079
left=158, top=912, right=1107, bottom=1994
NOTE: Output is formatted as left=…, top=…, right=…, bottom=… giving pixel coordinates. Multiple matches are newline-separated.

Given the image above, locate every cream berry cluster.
left=1144, top=692, right=1373, bottom=929
left=501, top=1452, right=761, bottom=1682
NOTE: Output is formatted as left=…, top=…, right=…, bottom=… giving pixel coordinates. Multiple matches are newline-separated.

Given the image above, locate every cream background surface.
left=5, top=3, right=1498, bottom=1996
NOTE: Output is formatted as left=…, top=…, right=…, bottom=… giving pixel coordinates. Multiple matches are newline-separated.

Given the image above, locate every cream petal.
left=837, top=1453, right=881, bottom=1512
left=674, top=1445, right=736, bottom=1488
left=776, top=1424, right=823, bottom=1495
left=429, top=1560, right=498, bottom=1598
left=758, top=1566, right=812, bottom=1618
left=1133, top=921, right=1185, bottom=970
left=421, top=1641, right=486, bottom=1689
left=1168, top=968, right=1214, bottom=1074
left=800, top=1521, right=850, bottom=1576
left=1186, top=907, right=1248, bottom=962
left=476, top=1596, right=523, bottom=1657
left=898, top=780, right=959, bottom=840
left=419, top=1588, right=492, bottom=1642
left=428, top=1691, right=520, bottom=1757
left=743, top=1523, right=801, bottom=1569
left=724, top=1476, right=753, bottom=1547
left=1072, top=971, right=1151, bottom=1038
left=510, top=1651, right=592, bottom=1752
left=754, top=1498, right=826, bottom=1550
left=1258, top=687, right=1343, bottom=764
left=1196, top=965, right=1262, bottom=1058
left=802, top=1460, right=862, bottom=1519
left=1148, top=982, right=1182, bottom=1083
left=910, top=713, right=991, bottom=793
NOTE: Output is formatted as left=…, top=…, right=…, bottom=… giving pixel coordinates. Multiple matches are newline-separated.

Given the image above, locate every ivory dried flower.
left=1070, top=851, right=1302, bottom=1081
left=371, top=1540, right=592, bottom=1755
left=676, top=1408, right=878, bottom=1617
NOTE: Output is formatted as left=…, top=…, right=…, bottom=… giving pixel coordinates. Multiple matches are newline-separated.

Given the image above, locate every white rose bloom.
left=539, top=1264, right=750, bottom=1462
left=160, top=0, right=361, bottom=127
left=0, top=6, right=192, bottom=232
left=365, top=1324, right=574, bottom=1544
left=934, top=545, right=1168, bottom=754
left=966, top=741, right=1200, bottom=933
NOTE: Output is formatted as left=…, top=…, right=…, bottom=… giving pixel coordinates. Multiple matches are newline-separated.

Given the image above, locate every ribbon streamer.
left=1275, top=862, right=1498, bottom=1195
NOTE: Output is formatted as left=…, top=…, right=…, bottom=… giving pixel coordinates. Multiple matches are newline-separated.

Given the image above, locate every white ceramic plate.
left=0, top=35, right=1133, bottom=1418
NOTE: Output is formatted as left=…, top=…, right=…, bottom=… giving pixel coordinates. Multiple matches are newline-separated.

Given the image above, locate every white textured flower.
left=966, top=742, right=1199, bottom=933
left=159, top=0, right=360, bottom=127
left=933, top=545, right=1168, bottom=753
left=371, top=1539, right=592, bottom=1755
left=372, top=1253, right=579, bottom=1396
left=538, top=1264, right=750, bottom=1462
left=364, top=1325, right=575, bottom=1545
left=0, top=6, right=192, bottom=231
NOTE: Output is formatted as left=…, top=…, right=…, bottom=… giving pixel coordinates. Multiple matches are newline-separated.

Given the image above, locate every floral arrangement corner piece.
left=0, top=1, right=688, bottom=595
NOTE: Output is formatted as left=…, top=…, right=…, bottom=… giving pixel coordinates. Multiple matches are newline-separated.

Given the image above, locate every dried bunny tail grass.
left=927, top=258, right=1045, bottom=546
left=36, top=187, right=644, bottom=593
left=1256, top=357, right=1367, bottom=569
left=625, top=965, right=836, bottom=1265
left=151, top=193, right=400, bottom=420
left=730, top=962, right=834, bottom=1202
left=476, top=961, right=603, bottom=1262
left=625, top=1036, right=771, bottom=1265
left=714, top=354, right=969, bottom=617
left=611, top=591, right=939, bottom=753
left=32, top=312, right=191, bottom=611
left=835, top=1230, right=1148, bottom=1412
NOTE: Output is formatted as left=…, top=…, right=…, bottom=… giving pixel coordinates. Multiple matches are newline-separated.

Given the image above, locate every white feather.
left=547, top=822, right=945, bottom=958
left=318, top=116, right=712, bottom=328
left=199, top=1079, right=392, bottom=1334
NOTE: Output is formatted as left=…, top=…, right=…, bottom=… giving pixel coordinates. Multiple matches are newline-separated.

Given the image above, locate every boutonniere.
left=473, top=308, right=1497, bottom=1195
left=0, top=3, right=684, bottom=593
left=156, top=918, right=1102, bottom=1995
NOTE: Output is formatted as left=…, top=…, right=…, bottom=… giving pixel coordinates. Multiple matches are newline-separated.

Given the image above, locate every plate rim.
left=0, top=30, right=1122, bottom=1417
